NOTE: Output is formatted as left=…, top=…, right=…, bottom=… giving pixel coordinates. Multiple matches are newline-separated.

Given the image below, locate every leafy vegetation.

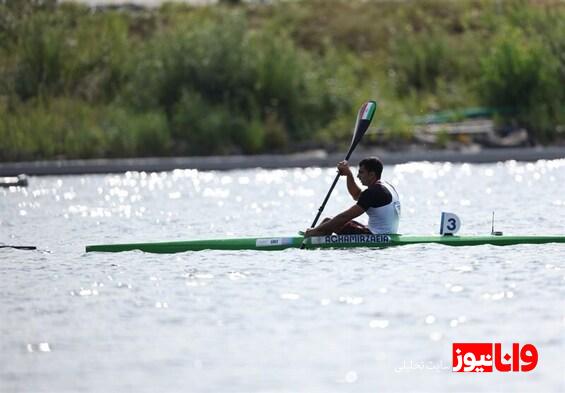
left=1, top=0, right=563, bottom=160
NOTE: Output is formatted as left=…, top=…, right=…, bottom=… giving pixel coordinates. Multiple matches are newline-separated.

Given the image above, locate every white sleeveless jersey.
left=365, top=181, right=401, bottom=234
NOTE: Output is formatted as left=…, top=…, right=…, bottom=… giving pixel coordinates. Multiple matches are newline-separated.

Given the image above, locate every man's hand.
left=337, top=160, right=352, bottom=177
left=304, top=228, right=320, bottom=237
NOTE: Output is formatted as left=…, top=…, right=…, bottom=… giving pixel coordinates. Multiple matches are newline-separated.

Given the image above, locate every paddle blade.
left=346, top=100, right=377, bottom=159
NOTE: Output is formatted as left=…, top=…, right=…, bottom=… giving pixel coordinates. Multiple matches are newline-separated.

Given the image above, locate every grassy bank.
left=1, top=0, right=564, bottom=160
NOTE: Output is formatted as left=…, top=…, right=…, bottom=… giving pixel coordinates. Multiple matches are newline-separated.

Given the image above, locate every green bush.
left=171, top=90, right=261, bottom=155
left=389, top=29, right=456, bottom=95
left=479, top=27, right=564, bottom=141
left=127, top=11, right=353, bottom=154
left=13, top=13, right=66, bottom=101
left=102, top=108, right=171, bottom=157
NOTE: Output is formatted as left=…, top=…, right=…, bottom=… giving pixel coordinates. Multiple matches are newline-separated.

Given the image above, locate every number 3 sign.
left=440, top=212, right=461, bottom=235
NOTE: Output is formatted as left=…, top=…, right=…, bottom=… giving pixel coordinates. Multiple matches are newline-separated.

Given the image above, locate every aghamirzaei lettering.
left=320, top=234, right=392, bottom=244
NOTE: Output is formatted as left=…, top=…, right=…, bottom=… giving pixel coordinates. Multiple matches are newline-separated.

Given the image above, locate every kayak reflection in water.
left=304, top=157, right=401, bottom=237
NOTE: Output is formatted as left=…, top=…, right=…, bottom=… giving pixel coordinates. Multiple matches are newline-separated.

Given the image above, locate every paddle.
left=302, top=100, right=377, bottom=245
left=0, top=245, right=36, bottom=250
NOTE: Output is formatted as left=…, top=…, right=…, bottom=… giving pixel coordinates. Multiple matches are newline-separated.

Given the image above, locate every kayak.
left=85, top=233, right=565, bottom=254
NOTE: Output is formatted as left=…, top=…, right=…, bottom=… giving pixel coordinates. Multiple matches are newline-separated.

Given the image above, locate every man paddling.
left=304, top=157, right=400, bottom=237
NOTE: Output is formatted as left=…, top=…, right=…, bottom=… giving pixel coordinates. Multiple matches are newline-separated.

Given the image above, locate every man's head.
left=357, top=157, right=383, bottom=186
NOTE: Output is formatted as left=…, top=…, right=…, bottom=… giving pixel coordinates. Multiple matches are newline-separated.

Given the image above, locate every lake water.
left=1, top=160, right=564, bottom=392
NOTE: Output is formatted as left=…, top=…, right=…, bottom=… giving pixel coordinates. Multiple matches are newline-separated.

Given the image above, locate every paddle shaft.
left=308, top=146, right=357, bottom=229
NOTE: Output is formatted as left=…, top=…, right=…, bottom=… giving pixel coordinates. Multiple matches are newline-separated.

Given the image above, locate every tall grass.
left=0, top=98, right=169, bottom=160
left=11, top=7, right=130, bottom=103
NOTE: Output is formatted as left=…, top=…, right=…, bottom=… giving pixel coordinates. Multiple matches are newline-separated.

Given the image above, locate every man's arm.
left=338, top=161, right=362, bottom=200
left=345, top=173, right=362, bottom=200
left=304, top=204, right=365, bottom=237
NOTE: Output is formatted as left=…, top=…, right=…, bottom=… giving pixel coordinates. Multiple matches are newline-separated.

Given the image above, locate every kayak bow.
left=85, top=233, right=565, bottom=254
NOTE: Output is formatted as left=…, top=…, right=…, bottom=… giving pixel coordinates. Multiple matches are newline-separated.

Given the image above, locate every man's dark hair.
left=359, top=157, right=383, bottom=179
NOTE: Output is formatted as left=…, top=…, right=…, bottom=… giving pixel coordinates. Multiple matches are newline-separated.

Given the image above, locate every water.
left=1, top=160, right=564, bottom=392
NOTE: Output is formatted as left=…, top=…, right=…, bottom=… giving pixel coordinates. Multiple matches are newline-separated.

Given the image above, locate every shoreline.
left=1, top=146, right=565, bottom=176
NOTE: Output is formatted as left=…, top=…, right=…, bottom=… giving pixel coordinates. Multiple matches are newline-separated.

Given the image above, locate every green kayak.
left=85, top=233, right=565, bottom=254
